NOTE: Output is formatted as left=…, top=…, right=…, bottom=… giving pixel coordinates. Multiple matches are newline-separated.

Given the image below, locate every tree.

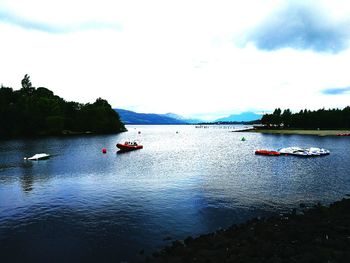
left=21, top=74, right=35, bottom=95
left=21, top=74, right=32, bottom=89
left=281, top=109, right=292, bottom=127
left=271, top=108, right=282, bottom=127
left=260, top=107, right=350, bottom=129
left=0, top=77, right=126, bottom=136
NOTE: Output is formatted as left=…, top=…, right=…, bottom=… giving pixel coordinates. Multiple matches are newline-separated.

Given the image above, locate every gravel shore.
left=141, top=197, right=350, bottom=263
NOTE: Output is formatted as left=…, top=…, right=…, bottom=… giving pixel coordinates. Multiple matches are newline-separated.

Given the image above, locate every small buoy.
left=138, top=131, right=141, bottom=134
left=241, top=137, right=246, bottom=141
left=102, top=148, right=107, bottom=154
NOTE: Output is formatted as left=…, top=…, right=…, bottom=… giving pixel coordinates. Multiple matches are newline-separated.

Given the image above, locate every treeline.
left=261, top=107, right=350, bottom=129
left=0, top=75, right=126, bottom=137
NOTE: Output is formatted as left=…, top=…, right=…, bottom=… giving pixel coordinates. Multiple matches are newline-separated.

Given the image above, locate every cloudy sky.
left=1, top=0, right=350, bottom=120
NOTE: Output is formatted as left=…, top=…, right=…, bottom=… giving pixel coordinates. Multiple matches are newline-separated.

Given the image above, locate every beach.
left=247, top=129, right=350, bottom=136
left=142, top=197, right=350, bottom=263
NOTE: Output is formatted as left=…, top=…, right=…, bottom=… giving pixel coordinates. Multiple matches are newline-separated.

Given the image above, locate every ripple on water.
left=0, top=125, right=350, bottom=262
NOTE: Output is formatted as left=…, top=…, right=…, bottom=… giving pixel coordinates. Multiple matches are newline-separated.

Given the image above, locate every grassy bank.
left=142, top=197, right=350, bottom=263
left=248, top=129, right=350, bottom=136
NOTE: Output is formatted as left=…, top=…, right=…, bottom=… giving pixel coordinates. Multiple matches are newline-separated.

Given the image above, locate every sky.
left=1, top=0, right=350, bottom=120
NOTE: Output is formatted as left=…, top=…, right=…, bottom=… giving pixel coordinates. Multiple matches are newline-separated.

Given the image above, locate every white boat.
left=279, top=147, right=305, bottom=155
left=25, top=153, right=50, bottom=160
left=279, top=147, right=330, bottom=157
left=308, top=147, right=330, bottom=156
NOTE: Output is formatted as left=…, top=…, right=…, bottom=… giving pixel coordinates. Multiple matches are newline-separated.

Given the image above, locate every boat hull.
left=116, top=144, right=143, bottom=152
left=26, top=153, right=50, bottom=160
left=279, top=147, right=330, bottom=157
left=255, top=150, right=281, bottom=156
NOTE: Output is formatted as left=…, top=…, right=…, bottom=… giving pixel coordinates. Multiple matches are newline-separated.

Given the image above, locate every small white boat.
left=25, top=153, right=50, bottom=161
left=279, top=147, right=303, bottom=155
left=279, top=147, right=330, bottom=157
left=308, top=147, right=330, bottom=156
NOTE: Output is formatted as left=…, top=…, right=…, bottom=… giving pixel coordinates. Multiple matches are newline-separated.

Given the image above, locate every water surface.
left=1, top=125, right=349, bottom=262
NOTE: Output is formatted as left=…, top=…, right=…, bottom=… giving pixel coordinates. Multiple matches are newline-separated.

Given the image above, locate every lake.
left=1, top=125, right=350, bottom=262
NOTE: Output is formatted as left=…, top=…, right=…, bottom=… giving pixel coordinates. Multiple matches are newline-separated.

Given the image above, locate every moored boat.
left=336, top=133, right=350, bottom=136
left=255, top=149, right=281, bottom=156
left=279, top=147, right=304, bottom=155
left=308, top=147, right=330, bottom=156
left=279, top=147, right=330, bottom=157
left=25, top=153, right=50, bottom=160
left=116, top=141, right=143, bottom=151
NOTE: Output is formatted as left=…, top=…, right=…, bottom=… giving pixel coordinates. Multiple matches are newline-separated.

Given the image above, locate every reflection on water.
left=20, top=173, right=34, bottom=192
left=0, top=125, right=350, bottom=262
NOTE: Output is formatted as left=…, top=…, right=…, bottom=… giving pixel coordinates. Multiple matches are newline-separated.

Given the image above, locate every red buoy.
left=102, top=148, right=107, bottom=154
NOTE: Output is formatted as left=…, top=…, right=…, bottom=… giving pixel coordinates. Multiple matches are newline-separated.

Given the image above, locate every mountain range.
left=215, top=112, right=262, bottom=122
left=115, top=109, right=187, bottom=124
left=114, top=109, right=262, bottom=125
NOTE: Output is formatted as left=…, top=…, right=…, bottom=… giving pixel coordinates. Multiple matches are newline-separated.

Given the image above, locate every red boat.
left=255, top=149, right=281, bottom=156
left=336, top=133, right=350, bottom=136
left=116, top=141, right=143, bottom=151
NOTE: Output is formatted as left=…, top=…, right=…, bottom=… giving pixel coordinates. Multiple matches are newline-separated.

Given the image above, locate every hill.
left=114, top=109, right=188, bottom=124
left=215, top=111, right=262, bottom=122
left=161, top=113, right=203, bottom=124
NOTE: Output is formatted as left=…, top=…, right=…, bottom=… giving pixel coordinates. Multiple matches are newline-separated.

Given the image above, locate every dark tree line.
left=0, top=75, right=126, bottom=137
left=261, top=107, right=350, bottom=129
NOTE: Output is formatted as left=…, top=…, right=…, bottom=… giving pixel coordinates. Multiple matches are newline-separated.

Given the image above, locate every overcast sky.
left=1, top=0, right=350, bottom=120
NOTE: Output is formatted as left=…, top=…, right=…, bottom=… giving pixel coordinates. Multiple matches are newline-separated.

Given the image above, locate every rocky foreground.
left=141, top=198, right=350, bottom=263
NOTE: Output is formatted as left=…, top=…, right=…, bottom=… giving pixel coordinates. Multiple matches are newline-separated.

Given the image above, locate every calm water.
left=1, top=125, right=350, bottom=262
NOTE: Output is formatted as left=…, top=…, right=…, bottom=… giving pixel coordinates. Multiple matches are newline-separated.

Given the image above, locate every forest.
left=0, top=75, right=126, bottom=137
left=261, top=107, right=350, bottom=129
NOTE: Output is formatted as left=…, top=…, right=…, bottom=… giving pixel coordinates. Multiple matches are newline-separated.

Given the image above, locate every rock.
left=142, top=198, right=350, bottom=263
left=184, top=236, right=194, bottom=246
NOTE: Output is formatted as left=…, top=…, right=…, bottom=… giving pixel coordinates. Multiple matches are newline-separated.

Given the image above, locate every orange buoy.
left=102, top=148, right=107, bottom=154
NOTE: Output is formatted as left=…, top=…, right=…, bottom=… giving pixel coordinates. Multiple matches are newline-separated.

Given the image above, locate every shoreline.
left=141, top=197, right=350, bottom=262
left=245, top=129, right=350, bottom=136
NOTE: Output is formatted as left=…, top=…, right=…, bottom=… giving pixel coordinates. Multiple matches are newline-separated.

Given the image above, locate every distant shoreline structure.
left=196, top=120, right=261, bottom=126
left=247, top=128, right=350, bottom=136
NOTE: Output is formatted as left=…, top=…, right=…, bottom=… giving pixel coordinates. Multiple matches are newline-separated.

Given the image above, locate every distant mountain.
left=114, top=109, right=188, bottom=124
left=114, top=109, right=261, bottom=125
left=161, top=113, right=203, bottom=124
left=215, top=112, right=262, bottom=122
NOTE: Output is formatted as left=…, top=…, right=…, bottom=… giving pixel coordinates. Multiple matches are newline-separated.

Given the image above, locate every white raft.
left=25, top=153, right=51, bottom=160
left=279, top=147, right=330, bottom=157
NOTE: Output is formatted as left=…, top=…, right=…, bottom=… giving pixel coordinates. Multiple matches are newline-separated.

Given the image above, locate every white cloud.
left=1, top=0, right=350, bottom=119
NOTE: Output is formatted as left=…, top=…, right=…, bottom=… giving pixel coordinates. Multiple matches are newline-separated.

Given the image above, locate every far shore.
left=245, top=129, right=350, bottom=136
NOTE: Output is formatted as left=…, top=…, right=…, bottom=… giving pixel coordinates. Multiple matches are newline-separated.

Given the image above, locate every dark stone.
left=171, top=240, right=183, bottom=248
left=184, top=236, right=194, bottom=246
left=142, top=199, right=350, bottom=263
